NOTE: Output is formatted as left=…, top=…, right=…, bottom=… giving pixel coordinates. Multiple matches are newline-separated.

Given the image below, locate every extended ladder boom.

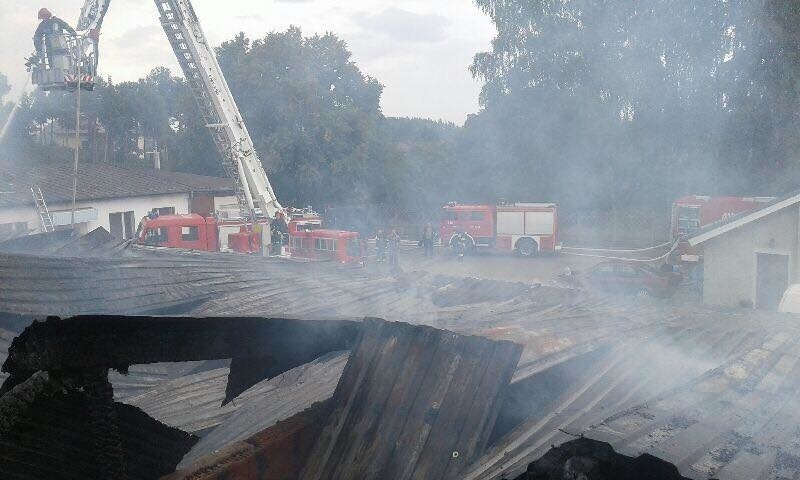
left=69, top=0, right=285, bottom=221
left=153, top=0, right=284, bottom=221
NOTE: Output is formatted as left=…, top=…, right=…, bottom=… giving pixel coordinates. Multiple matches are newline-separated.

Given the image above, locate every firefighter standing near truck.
left=454, top=230, right=469, bottom=262
left=419, top=222, right=437, bottom=258
left=388, top=229, right=401, bottom=266
left=375, top=229, right=387, bottom=263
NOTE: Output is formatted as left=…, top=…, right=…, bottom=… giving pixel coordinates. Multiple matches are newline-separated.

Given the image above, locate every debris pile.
left=509, top=438, right=693, bottom=480
left=0, top=315, right=522, bottom=480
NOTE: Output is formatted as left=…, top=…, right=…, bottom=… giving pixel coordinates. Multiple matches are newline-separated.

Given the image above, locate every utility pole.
left=71, top=55, right=81, bottom=228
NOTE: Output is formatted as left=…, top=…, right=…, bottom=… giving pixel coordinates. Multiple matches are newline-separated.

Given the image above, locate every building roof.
left=688, top=189, right=800, bottom=246
left=0, top=162, right=233, bottom=208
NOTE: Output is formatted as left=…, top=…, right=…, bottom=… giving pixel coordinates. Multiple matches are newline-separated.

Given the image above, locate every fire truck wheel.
left=517, top=238, right=538, bottom=257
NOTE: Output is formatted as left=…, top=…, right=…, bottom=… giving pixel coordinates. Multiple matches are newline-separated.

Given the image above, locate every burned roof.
left=2, top=231, right=800, bottom=479
left=0, top=162, right=232, bottom=208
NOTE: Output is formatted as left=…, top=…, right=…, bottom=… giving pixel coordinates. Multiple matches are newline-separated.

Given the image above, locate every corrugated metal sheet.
left=300, top=318, right=522, bottom=480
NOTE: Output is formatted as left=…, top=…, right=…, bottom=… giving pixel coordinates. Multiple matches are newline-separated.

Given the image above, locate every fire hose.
left=559, top=240, right=680, bottom=263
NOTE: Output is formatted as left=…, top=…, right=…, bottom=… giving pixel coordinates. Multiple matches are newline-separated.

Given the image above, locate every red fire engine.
left=671, top=195, right=774, bottom=261
left=138, top=210, right=361, bottom=264
left=439, top=202, right=560, bottom=256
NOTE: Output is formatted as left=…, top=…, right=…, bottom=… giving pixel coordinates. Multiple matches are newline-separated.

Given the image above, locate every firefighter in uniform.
left=32, top=8, right=77, bottom=70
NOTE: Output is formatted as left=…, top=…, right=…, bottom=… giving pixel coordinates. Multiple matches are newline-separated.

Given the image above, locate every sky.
left=0, top=0, right=496, bottom=124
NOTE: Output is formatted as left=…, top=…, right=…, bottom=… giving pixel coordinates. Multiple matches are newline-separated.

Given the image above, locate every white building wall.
left=0, top=193, right=191, bottom=238
left=52, top=193, right=191, bottom=236
left=703, top=206, right=799, bottom=307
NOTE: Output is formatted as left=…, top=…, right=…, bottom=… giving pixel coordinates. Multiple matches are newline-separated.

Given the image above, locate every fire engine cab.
left=439, top=202, right=560, bottom=256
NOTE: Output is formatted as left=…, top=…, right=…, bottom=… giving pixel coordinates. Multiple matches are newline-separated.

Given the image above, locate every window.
left=109, top=211, right=136, bottom=239
left=292, top=237, right=311, bottom=250
left=443, top=211, right=458, bottom=221
left=181, top=226, right=199, bottom=241
left=470, top=211, right=486, bottom=221
left=676, top=206, right=701, bottom=235
left=144, top=227, right=168, bottom=245
left=157, top=207, right=175, bottom=216
left=315, top=238, right=335, bottom=251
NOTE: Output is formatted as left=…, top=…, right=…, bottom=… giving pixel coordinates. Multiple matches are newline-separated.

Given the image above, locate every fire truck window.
left=677, top=206, right=701, bottom=234
left=144, top=227, right=168, bottom=245
left=181, top=226, right=199, bottom=241
left=315, top=238, right=335, bottom=251
left=470, top=211, right=485, bottom=221
left=443, top=211, right=458, bottom=221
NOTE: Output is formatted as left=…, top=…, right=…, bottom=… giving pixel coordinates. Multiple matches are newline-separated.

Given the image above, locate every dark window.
left=181, top=226, right=199, bottom=241
left=157, top=207, right=175, bottom=215
left=677, top=206, right=701, bottom=234
left=314, top=238, right=335, bottom=251
left=110, top=211, right=136, bottom=239
left=109, top=213, right=123, bottom=239
left=144, top=227, right=168, bottom=245
left=470, top=211, right=486, bottom=221
left=443, top=211, right=458, bottom=221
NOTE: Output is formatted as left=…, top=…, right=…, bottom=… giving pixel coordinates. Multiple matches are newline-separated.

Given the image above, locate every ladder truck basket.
left=29, top=33, right=97, bottom=91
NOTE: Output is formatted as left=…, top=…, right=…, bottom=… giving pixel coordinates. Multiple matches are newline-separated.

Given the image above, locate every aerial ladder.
left=30, top=0, right=285, bottom=224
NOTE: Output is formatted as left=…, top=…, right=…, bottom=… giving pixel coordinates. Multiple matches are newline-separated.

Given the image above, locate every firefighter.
left=32, top=8, right=77, bottom=70
left=375, top=229, right=387, bottom=263
left=453, top=230, right=469, bottom=262
left=418, top=222, right=437, bottom=258
left=271, top=213, right=288, bottom=255
left=387, top=229, right=401, bottom=266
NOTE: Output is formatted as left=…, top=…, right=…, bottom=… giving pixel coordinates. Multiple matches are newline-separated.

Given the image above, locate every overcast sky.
left=0, top=0, right=495, bottom=123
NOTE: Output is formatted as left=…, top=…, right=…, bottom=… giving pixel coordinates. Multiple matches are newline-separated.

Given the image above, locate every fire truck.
left=138, top=209, right=360, bottom=263
left=439, top=202, right=560, bottom=256
left=36, top=0, right=360, bottom=263
left=671, top=195, right=774, bottom=261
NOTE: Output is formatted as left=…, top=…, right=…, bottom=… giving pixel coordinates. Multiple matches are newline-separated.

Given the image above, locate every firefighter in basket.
left=29, top=8, right=77, bottom=71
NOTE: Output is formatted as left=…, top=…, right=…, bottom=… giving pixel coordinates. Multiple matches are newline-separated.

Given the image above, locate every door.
left=756, top=253, right=789, bottom=310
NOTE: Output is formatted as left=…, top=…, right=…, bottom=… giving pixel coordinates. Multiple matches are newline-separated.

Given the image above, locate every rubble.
left=508, top=438, right=693, bottom=480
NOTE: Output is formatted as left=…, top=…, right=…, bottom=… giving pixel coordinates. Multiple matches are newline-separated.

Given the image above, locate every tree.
left=465, top=0, right=798, bottom=212
left=215, top=28, right=389, bottom=207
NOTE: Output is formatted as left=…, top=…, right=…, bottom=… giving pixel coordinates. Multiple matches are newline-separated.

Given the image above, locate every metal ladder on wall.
left=31, top=186, right=54, bottom=232
left=155, top=0, right=251, bottom=220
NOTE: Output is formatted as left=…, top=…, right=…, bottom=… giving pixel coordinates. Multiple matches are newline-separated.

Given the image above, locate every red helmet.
left=38, top=8, right=52, bottom=20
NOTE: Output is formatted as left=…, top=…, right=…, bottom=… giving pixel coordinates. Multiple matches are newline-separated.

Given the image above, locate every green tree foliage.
left=466, top=0, right=800, bottom=211
left=214, top=28, right=389, bottom=207
left=14, top=28, right=407, bottom=209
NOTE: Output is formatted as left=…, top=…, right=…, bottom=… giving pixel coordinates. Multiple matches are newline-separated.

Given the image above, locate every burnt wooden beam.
left=3, top=315, right=360, bottom=375
left=1, top=315, right=361, bottom=400
left=299, top=318, right=522, bottom=480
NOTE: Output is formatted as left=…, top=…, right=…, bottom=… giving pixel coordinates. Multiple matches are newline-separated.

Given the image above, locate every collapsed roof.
left=1, top=231, right=800, bottom=479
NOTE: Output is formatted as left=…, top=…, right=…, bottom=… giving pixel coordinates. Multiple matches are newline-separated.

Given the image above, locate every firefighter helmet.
left=38, top=8, right=52, bottom=19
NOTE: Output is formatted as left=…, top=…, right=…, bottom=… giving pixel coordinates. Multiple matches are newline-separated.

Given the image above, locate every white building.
left=0, top=163, right=236, bottom=242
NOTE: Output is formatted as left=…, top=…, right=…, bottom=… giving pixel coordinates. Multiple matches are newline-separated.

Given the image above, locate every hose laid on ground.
left=559, top=240, right=680, bottom=263
left=560, top=240, right=673, bottom=254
